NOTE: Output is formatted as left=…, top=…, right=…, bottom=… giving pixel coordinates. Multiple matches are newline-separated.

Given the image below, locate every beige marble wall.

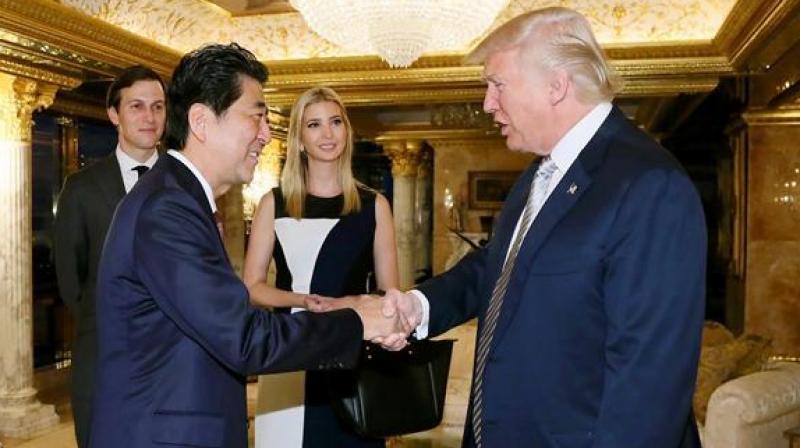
left=744, top=123, right=800, bottom=355
left=429, top=140, right=533, bottom=274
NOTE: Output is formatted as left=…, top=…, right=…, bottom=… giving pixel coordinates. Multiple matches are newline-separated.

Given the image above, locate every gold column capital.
left=383, top=139, right=424, bottom=177
left=0, top=73, right=59, bottom=142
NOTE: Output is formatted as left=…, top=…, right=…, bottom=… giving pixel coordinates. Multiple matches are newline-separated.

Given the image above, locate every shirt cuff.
left=408, top=289, right=430, bottom=339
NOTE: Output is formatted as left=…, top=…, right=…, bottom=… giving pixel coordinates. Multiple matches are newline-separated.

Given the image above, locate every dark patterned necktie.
left=132, top=165, right=149, bottom=179
left=471, top=157, right=557, bottom=446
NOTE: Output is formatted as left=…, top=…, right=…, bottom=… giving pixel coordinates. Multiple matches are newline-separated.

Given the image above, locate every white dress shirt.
left=116, top=146, right=158, bottom=194
left=167, top=149, right=218, bottom=213
left=412, top=102, right=613, bottom=338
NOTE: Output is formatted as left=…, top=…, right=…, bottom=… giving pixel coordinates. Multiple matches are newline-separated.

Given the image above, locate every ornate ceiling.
left=60, top=0, right=736, bottom=60
left=0, top=0, right=798, bottom=134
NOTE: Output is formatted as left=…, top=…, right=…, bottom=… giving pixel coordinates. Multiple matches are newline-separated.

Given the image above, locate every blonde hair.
left=466, top=7, right=620, bottom=103
left=281, top=86, right=361, bottom=218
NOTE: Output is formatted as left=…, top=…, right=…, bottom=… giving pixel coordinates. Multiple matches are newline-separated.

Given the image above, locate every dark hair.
left=165, top=43, right=268, bottom=150
left=106, top=65, right=166, bottom=111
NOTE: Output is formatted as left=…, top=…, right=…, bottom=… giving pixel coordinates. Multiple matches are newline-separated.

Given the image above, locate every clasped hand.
left=305, top=289, right=422, bottom=351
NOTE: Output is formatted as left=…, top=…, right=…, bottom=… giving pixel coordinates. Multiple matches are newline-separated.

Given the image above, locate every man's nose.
left=257, top=119, right=271, bottom=145
left=483, top=92, right=498, bottom=114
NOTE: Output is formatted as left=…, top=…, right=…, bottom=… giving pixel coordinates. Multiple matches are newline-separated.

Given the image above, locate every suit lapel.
left=163, top=155, right=215, bottom=220
left=490, top=106, right=628, bottom=346
left=92, top=154, right=126, bottom=212
left=161, top=155, right=228, bottom=250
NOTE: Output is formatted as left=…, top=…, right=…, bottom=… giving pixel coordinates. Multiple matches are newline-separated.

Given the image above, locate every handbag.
left=327, top=338, right=455, bottom=438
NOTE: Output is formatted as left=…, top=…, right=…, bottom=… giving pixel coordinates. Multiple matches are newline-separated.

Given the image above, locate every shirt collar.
left=115, top=145, right=158, bottom=171
left=167, top=149, right=217, bottom=213
left=548, top=102, right=612, bottom=173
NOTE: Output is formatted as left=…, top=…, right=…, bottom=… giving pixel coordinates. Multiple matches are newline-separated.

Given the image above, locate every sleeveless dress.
left=254, top=187, right=384, bottom=448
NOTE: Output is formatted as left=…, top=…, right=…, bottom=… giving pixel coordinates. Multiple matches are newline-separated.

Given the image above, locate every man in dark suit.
left=383, top=7, right=707, bottom=448
left=89, top=43, right=407, bottom=448
left=53, top=65, right=166, bottom=448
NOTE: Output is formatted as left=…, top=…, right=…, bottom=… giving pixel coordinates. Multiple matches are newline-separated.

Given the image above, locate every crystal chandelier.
left=290, top=0, right=510, bottom=68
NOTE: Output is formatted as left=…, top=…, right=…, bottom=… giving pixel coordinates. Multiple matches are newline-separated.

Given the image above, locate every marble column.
left=0, top=73, right=60, bottom=438
left=384, top=140, right=422, bottom=290
left=414, top=147, right=433, bottom=278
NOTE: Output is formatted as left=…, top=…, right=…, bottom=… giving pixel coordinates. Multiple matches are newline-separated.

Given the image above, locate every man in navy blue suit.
left=383, top=7, right=706, bottom=448
left=90, top=43, right=408, bottom=448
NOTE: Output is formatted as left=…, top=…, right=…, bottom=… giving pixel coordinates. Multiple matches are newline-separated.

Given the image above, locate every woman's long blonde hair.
left=281, top=86, right=360, bottom=218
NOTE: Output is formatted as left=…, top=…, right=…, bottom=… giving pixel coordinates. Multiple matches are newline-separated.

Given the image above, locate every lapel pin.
left=568, top=183, right=578, bottom=195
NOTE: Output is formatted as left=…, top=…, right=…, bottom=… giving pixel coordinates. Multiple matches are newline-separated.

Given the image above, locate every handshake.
left=305, top=289, right=422, bottom=351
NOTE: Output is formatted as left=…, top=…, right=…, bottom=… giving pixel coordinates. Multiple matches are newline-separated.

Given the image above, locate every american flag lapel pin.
left=568, top=183, right=578, bottom=195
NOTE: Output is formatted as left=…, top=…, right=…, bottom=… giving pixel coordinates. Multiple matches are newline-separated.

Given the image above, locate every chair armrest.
left=706, top=362, right=800, bottom=424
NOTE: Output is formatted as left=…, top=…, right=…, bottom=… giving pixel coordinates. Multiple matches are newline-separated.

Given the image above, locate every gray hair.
left=467, top=7, right=620, bottom=103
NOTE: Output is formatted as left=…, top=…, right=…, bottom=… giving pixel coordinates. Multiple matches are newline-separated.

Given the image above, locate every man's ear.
left=549, top=69, right=570, bottom=105
left=107, top=107, right=119, bottom=126
left=188, top=103, right=210, bottom=143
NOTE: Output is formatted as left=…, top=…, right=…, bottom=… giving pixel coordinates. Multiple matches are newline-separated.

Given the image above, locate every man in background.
left=53, top=65, right=166, bottom=448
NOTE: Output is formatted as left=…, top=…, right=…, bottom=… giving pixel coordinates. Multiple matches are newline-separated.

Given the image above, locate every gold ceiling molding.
left=264, top=55, right=731, bottom=107
left=0, top=32, right=114, bottom=75
left=266, top=87, right=492, bottom=109
left=264, top=44, right=727, bottom=76
left=620, top=77, right=720, bottom=97
left=714, top=0, right=800, bottom=69
left=0, top=0, right=179, bottom=78
left=266, top=66, right=480, bottom=90
left=50, top=97, right=108, bottom=121
left=376, top=129, right=500, bottom=143
left=742, top=107, right=800, bottom=126
left=611, top=56, right=733, bottom=77
left=0, top=57, right=81, bottom=88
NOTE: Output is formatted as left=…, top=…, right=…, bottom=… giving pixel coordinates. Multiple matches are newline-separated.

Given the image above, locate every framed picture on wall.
left=468, top=170, right=521, bottom=210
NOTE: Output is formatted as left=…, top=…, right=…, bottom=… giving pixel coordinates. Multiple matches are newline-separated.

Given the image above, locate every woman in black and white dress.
left=243, top=86, right=398, bottom=447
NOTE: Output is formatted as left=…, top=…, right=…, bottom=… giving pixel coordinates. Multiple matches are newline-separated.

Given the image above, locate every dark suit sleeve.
left=134, top=190, right=363, bottom=375
left=53, top=175, right=88, bottom=316
left=594, top=168, right=706, bottom=448
left=417, top=245, right=489, bottom=337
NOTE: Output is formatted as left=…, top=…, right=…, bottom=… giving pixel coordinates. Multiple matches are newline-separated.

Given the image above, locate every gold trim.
left=0, top=57, right=81, bottom=88
left=0, top=73, right=59, bottom=142
left=50, top=98, right=107, bottom=122
left=262, top=43, right=729, bottom=76
left=714, top=0, right=800, bottom=68
left=266, top=87, right=491, bottom=108
left=611, top=57, right=733, bottom=77
left=263, top=54, right=731, bottom=107
left=742, top=107, right=800, bottom=125
left=0, top=34, right=115, bottom=76
left=266, top=66, right=481, bottom=90
left=619, top=77, right=720, bottom=96
left=0, top=0, right=180, bottom=78
left=376, top=129, right=500, bottom=142
left=382, top=140, right=423, bottom=177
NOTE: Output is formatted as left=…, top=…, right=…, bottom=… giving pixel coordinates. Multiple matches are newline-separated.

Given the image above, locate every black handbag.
left=327, top=338, right=455, bottom=438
